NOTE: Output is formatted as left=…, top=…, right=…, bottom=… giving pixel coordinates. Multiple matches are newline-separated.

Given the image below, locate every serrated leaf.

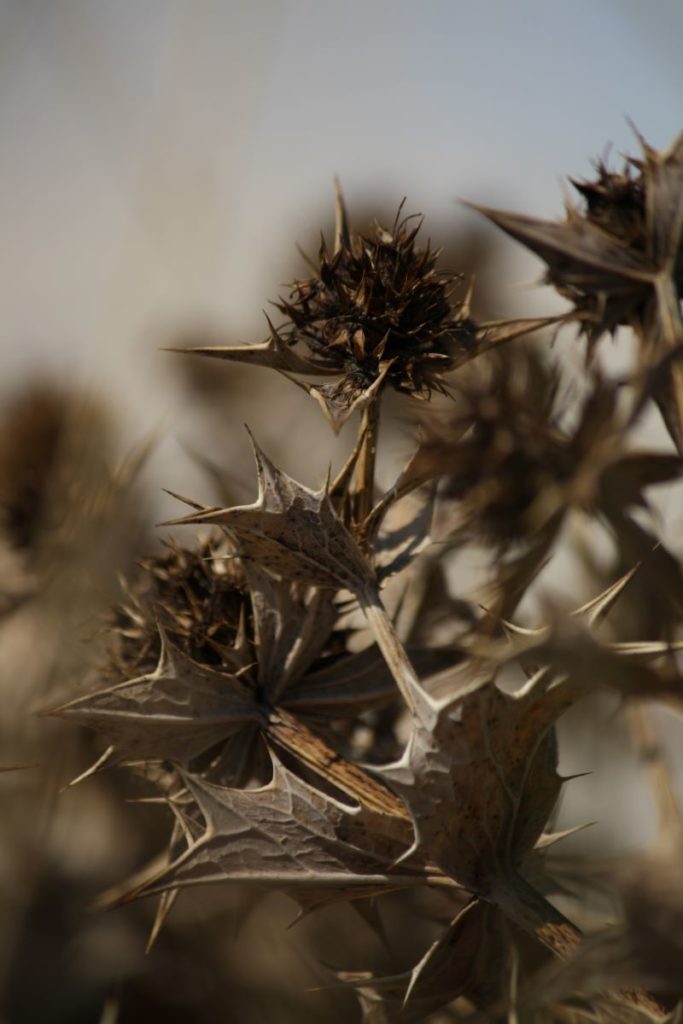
left=124, top=752, right=426, bottom=907
left=243, top=561, right=336, bottom=697
left=375, top=668, right=566, bottom=896
left=50, top=630, right=259, bottom=767
left=166, top=317, right=333, bottom=375
left=640, top=128, right=683, bottom=272
left=338, top=899, right=506, bottom=1023
left=448, top=314, right=569, bottom=369
left=525, top=621, right=683, bottom=706
left=468, top=204, right=653, bottom=286
left=164, top=433, right=374, bottom=593
left=284, top=644, right=456, bottom=720
left=162, top=434, right=433, bottom=719
left=285, top=360, right=391, bottom=433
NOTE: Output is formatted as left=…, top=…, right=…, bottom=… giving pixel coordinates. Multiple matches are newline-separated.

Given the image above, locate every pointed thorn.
left=161, top=488, right=207, bottom=512
left=559, top=770, right=592, bottom=783
left=333, top=177, right=350, bottom=255
left=63, top=745, right=115, bottom=790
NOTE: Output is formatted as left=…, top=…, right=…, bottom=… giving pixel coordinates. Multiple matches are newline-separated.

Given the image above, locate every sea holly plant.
left=52, top=131, right=683, bottom=1022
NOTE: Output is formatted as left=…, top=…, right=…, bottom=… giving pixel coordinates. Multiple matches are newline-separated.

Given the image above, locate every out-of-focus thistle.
left=0, top=387, right=68, bottom=553
left=415, top=349, right=567, bottom=545
left=375, top=348, right=683, bottom=615
left=0, top=383, right=150, bottom=1019
left=472, top=129, right=683, bottom=452
left=416, top=353, right=682, bottom=546
left=0, top=383, right=147, bottom=689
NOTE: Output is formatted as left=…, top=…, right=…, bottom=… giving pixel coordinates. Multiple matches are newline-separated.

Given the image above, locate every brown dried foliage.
left=43, top=129, right=683, bottom=1022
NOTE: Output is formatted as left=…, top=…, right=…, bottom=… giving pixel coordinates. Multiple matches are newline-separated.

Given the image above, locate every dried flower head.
left=105, top=536, right=250, bottom=683
left=62, top=512, right=414, bottom=794
left=473, top=129, right=683, bottom=450
left=274, top=196, right=477, bottom=419
left=473, top=135, right=682, bottom=344
left=169, top=188, right=559, bottom=431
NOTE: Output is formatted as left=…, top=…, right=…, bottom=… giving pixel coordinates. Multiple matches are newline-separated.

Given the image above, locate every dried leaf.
left=124, top=751, right=425, bottom=907
left=285, top=361, right=391, bottom=434
left=284, top=645, right=457, bottom=720
left=162, top=434, right=434, bottom=719
left=51, top=630, right=259, bottom=768
left=375, top=669, right=566, bottom=898
left=165, top=316, right=329, bottom=375
left=164, top=432, right=374, bottom=594
left=640, top=128, right=683, bottom=273
left=339, top=900, right=506, bottom=1023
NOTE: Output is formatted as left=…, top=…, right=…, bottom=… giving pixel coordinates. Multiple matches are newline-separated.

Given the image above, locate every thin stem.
left=355, top=396, right=381, bottom=530
left=266, top=706, right=410, bottom=821
left=492, top=875, right=668, bottom=1019
left=653, top=273, right=683, bottom=452
left=627, top=703, right=683, bottom=843
left=359, top=585, right=434, bottom=724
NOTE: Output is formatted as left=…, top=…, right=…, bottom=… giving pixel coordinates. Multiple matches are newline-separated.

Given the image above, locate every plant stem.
left=359, top=586, right=434, bottom=724
left=652, top=273, right=683, bottom=452
left=492, top=875, right=668, bottom=1019
left=266, top=706, right=410, bottom=820
left=355, top=396, right=381, bottom=530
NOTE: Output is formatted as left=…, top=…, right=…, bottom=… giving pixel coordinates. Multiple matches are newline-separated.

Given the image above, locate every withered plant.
left=49, top=130, right=683, bottom=1022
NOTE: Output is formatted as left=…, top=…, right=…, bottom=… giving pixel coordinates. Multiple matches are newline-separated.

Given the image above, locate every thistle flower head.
left=475, top=131, right=683, bottom=337
left=571, top=158, right=647, bottom=250
left=552, top=156, right=652, bottom=339
left=106, top=536, right=251, bottom=683
left=473, top=129, right=683, bottom=452
left=171, top=188, right=560, bottom=432
left=276, top=199, right=477, bottom=414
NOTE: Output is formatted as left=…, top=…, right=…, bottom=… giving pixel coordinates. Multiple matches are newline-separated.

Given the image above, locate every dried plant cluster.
left=44, top=129, right=683, bottom=1022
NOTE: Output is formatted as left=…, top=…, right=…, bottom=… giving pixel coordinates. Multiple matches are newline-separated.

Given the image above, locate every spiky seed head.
left=106, top=537, right=251, bottom=683
left=277, top=202, right=478, bottom=409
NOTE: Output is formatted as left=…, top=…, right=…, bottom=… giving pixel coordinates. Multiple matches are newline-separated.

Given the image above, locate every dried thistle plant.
left=46, top=131, right=683, bottom=1023
left=472, top=129, right=683, bottom=452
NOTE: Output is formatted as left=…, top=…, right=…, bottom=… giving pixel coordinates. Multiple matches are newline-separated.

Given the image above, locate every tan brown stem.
left=359, top=586, right=434, bottom=724
left=266, top=706, right=409, bottom=821
left=355, top=397, right=381, bottom=531
left=654, top=273, right=683, bottom=453
left=494, top=874, right=668, bottom=1019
